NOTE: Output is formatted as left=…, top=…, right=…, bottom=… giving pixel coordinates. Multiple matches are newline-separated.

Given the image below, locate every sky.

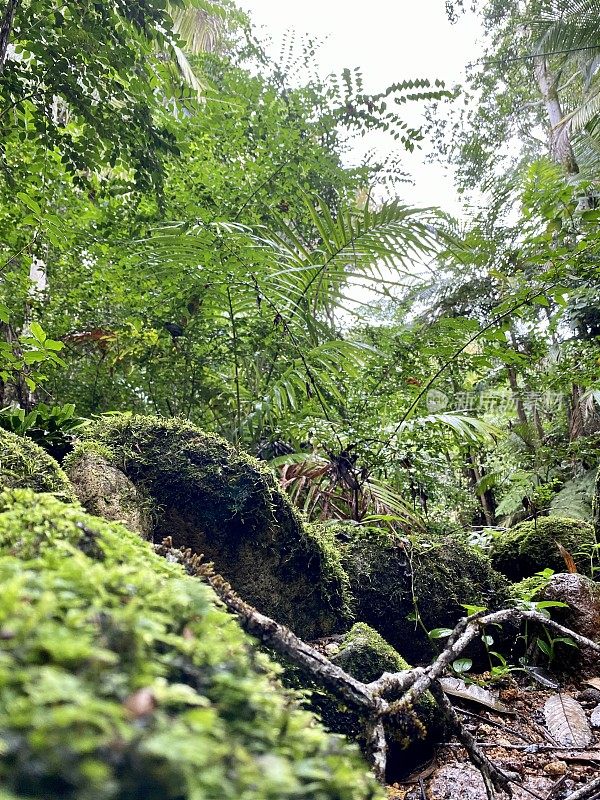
left=240, top=0, right=483, bottom=216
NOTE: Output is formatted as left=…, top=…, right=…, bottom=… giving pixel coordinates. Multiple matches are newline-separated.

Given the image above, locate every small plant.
left=0, top=403, right=89, bottom=461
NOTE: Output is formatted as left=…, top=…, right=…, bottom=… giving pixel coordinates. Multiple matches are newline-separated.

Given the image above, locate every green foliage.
left=0, top=489, right=380, bottom=800
left=0, top=402, right=87, bottom=460
left=491, top=517, right=597, bottom=580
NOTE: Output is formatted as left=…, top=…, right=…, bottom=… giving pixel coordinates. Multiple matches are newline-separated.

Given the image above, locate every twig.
left=562, top=778, right=600, bottom=800
left=455, top=707, right=532, bottom=743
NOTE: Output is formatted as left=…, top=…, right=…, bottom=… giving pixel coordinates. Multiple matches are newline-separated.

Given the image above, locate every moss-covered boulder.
left=65, top=444, right=152, bottom=538
left=311, top=624, right=440, bottom=782
left=340, top=531, right=508, bottom=662
left=71, top=415, right=350, bottom=639
left=0, top=428, right=74, bottom=501
left=490, top=517, right=597, bottom=581
left=0, top=489, right=380, bottom=800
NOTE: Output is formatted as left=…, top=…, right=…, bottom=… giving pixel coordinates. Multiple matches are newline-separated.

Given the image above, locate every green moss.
left=312, top=624, right=441, bottom=780
left=0, top=428, right=74, bottom=501
left=0, top=489, right=380, bottom=800
left=490, top=517, right=597, bottom=581
left=593, top=467, right=600, bottom=541
left=332, top=623, right=410, bottom=683
left=341, top=530, right=508, bottom=662
left=77, top=415, right=351, bottom=638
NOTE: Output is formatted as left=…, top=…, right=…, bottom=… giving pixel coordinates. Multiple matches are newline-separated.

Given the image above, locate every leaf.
left=521, top=665, right=560, bottom=689
left=439, top=677, right=511, bottom=714
left=556, top=542, right=578, bottom=574
left=452, top=658, right=473, bottom=674
left=584, top=678, right=600, bottom=691
left=591, top=705, right=600, bottom=729
left=544, top=694, right=593, bottom=747
left=429, top=627, right=453, bottom=639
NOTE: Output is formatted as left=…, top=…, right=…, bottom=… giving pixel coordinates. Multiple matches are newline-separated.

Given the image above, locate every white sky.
left=240, top=0, right=483, bottom=216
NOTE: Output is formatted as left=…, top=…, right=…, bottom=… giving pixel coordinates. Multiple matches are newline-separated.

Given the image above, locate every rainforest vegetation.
left=0, top=1, right=600, bottom=799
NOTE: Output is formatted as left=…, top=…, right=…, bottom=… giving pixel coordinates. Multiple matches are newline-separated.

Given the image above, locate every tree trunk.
left=533, top=57, right=579, bottom=175
left=466, top=451, right=496, bottom=527
left=0, top=0, right=20, bottom=72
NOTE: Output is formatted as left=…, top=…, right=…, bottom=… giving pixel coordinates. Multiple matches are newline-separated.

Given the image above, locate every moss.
left=341, top=530, right=508, bottom=663
left=0, top=428, right=74, bottom=501
left=593, top=467, right=600, bottom=541
left=332, top=622, right=411, bottom=682
left=64, top=443, right=153, bottom=538
left=77, top=415, right=351, bottom=639
left=0, top=489, right=381, bottom=800
left=490, top=517, right=597, bottom=581
left=312, top=624, right=440, bottom=781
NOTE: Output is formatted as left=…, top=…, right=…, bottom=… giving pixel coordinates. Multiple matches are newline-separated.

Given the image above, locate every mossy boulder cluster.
left=6, top=412, right=595, bottom=795
left=0, top=489, right=379, bottom=800
left=490, top=516, right=597, bottom=581
left=59, top=415, right=507, bottom=663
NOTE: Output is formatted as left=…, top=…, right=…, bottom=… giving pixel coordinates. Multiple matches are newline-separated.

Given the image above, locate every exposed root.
left=156, top=538, right=600, bottom=793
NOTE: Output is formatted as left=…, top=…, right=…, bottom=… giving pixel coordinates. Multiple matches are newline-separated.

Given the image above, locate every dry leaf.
left=439, top=677, right=511, bottom=714
left=584, top=678, right=600, bottom=691
left=544, top=694, right=592, bottom=747
left=591, top=704, right=600, bottom=729
left=555, top=542, right=577, bottom=573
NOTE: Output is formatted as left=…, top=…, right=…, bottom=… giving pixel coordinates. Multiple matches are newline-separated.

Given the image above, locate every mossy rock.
left=490, top=517, right=597, bottom=581
left=0, top=489, right=381, bottom=800
left=0, top=428, right=74, bottom=501
left=75, top=415, right=351, bottom=639
left=341, top=531, right=508, bottom=662
left=313, top=624, right=441, bottom=782
left=550, top=470, right=596, bottom=522
left=65, top=445, right=153, bottom=538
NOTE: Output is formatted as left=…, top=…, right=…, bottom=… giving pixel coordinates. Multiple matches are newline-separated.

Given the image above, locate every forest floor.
left=388, top=675, right=600, bottom=800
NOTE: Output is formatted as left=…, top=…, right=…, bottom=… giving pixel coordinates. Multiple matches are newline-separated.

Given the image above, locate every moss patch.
left=0, top=489, right=380, bottom=800
left=312, top=624, right=441, bottom=782
left=490, top=517, right=597, bottom=581
left=0, top=428, right=74, bottom=501
left=341, top=530, right=508, bottom=662
left=77, top=415, right=351, bottom=639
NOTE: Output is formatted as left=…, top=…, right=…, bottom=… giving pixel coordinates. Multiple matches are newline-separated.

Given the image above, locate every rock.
left=65, top=446, right=152, bottom=538
left=591, top=704, right=600, bottom=728
left=0, top=427, right=74, bottom=501
left=427, top=764, right=552, bottom=800
left=490, top=517, right=596, bottom=581
left=73, top=415, right=351, bottom=639
left=550, top=470, right=596, bottom=522
left=540, top=573, right=600, bottom=672
left=341, top=529, right=508, bottom=661
left=0, top=489, right=378, bottom=800
left=312, top=623, right=441, bottom=782
left=543, top=760, right=567, bottom=777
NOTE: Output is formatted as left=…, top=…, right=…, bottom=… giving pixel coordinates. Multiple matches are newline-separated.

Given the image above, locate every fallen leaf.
left=591, top=704, right=600, bottom=729
left=544, top=694, right=593, bottom=747
left=584, top=678, right=600, bottom=691
left=555, top=542, right=577, bottom=573
left=439, top=677, right=511, bottom=714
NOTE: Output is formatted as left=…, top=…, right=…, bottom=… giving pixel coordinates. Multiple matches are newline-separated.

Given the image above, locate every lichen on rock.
left=490, top=517, right=597, bottom=581
left=74, top=414, right=351, bottom=639
left=0, top=489, right=381, bottom=800
left=64, top=442, right=152, bottom=538
left=0, top=427, right=74, bottom=501
left=340, top=529, right=508, bottom=662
